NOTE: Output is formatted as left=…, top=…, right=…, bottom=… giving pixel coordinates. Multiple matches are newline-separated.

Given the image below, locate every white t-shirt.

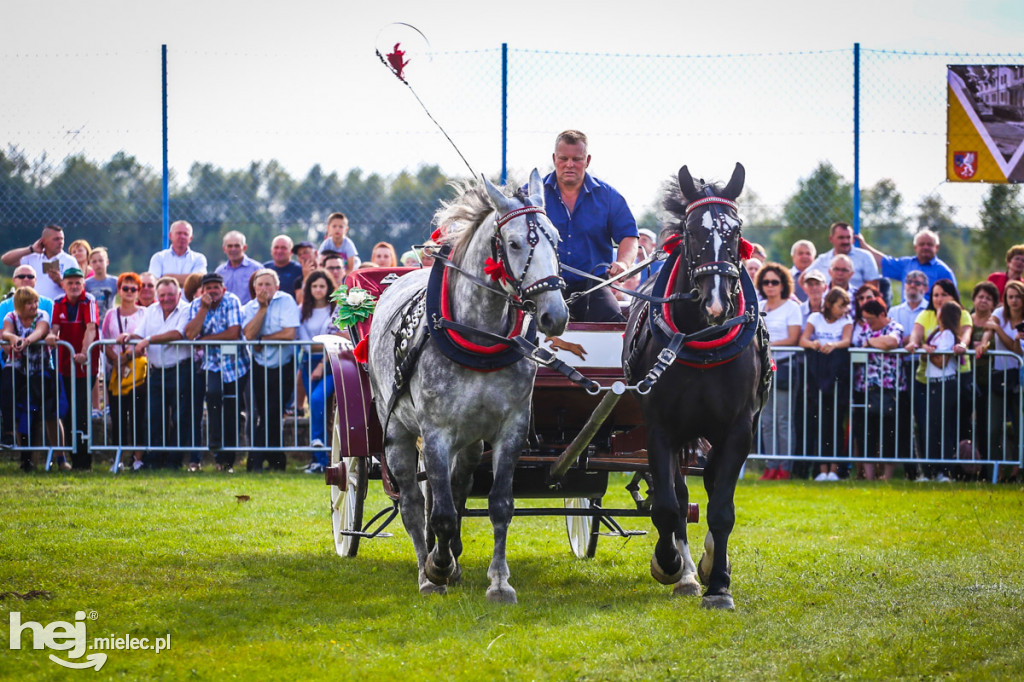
left=925, top=328, right=957, bottom=379
left=806, top=312, right=852, bottom=345
left=298, top=306, right=336, bottom=342
left=20, top=251, right=79, bottom=300
left=808, top=248, right=880, bottom=292
left=989, top=307, right=1023, bottom=372
left=760, top=299, right=802, bottom=360
left=148, top=248, right=208, bottom=278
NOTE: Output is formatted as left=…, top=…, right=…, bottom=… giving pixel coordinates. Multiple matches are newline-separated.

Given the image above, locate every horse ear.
left=527, top=168, right=545, bottom=208
left=482, top=174, right=514, bottom=215
left=677, top=166, right=700, bottom=202
left=722, top=163, right=745, bottom=201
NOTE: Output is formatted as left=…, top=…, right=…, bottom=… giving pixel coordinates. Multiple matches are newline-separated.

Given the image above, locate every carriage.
left=318, top=265, right=700, bottom=561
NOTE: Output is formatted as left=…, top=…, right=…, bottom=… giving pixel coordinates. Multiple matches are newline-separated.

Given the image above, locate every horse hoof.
left=448, top=561, right=463, bottom=585
left=701, top=594, right=735, bottom=610
left=672, top=576, right=701, bottom=597
left=486, top=586, right=518, bottom=604
left=419, top=580, right=447, bottom=596
left=651, top=555, right=684, bottom=586
left=425, top=552, right=455, bottom=586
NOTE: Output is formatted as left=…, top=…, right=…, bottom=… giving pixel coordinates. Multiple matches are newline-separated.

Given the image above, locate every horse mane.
left=433, top=180, right=498, bottom=264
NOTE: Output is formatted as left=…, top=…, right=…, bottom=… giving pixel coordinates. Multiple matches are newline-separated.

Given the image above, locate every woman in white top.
left=799, top=287, right=853, bottom=481
left=297, top=269, right=340, bottom=472
left=101, top=273, right=147, bottom=470
left=755, top=263, right=802, bottom=480
left=978, top=280, right=1024, bottom=478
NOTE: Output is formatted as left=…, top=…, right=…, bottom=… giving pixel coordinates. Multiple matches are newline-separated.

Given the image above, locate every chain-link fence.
left=2, top=45, right=1022, bottom=281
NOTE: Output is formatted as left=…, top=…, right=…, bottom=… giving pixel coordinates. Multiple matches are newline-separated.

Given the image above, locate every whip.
left=375, top=23, right=478, bottom=179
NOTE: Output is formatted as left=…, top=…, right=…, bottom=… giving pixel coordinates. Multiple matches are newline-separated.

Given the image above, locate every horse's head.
left=482, top=169, right=569, bottom=337
left=676, top=163, right=745, bottom=326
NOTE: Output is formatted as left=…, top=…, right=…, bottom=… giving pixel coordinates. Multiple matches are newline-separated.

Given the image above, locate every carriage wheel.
left=330, top=421, right=367, bottom=558
left=564, top=497, right=601, bottom=558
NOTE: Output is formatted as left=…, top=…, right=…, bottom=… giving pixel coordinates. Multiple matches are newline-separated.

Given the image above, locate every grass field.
left=1, top=461, right=1023, bottom=681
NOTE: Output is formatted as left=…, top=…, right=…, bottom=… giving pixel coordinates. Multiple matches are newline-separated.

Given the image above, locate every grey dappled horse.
left=367, top=170, right=568, bottom=603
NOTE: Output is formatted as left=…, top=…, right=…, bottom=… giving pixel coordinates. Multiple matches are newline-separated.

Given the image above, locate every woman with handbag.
left=102, top=272, right=148, bottom=470
left=851, top=299, right=904, bottom=480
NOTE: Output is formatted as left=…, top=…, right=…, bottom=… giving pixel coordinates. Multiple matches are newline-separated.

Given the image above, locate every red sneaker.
left=759, top=469, right=775, bottom=481
left=775, top=470, right=791, bottom=480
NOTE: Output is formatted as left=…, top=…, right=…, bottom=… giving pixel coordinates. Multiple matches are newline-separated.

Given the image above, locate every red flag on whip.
left=386, top=43, right=409, bottom=82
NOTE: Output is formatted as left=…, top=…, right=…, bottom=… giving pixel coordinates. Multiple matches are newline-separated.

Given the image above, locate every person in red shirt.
left=45, top=267, right=100, bottom=469
left=986, top=244, right=1024, bottom=298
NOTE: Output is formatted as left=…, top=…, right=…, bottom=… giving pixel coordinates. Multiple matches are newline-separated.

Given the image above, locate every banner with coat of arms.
left=947, top=65, right=1024, bottom=183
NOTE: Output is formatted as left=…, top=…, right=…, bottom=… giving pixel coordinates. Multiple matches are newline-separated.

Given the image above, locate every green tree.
left=975, top=184, right=1024, bottom=273
left=772, top=162, right=853, bottom=259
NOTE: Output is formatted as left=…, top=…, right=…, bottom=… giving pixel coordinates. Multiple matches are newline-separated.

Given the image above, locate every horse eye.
left=508, top=240, right=522, bottom=251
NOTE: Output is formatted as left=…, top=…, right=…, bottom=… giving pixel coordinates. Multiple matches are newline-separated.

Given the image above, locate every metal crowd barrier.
left=2, top=338, right=338, bottom=473
left=0, top=339, right=78, bottom=470
left=752, top=346, right=1024, bottom=482
left=4, top=339, right=1021, bottom=480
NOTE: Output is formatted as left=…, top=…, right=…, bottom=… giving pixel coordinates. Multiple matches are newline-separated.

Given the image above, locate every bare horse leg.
left=698, top=430, right=748, bottom=610
left=648, top=429, right=686, bottom=586
left=671, top=465, right=701, bottom=597
left=387, top=427, right=442, bottom=595
left=485, top=416, right=527, bottom=603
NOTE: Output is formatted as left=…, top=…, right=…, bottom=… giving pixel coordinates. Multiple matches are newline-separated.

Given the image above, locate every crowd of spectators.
left=0, top=217, right=414, bottom=473
left=750, top=223, right=1023, bottom=483
left=1, top=213, right=1022, bottom=482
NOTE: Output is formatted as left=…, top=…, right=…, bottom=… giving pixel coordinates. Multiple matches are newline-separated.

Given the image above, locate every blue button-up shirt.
left=880, top=255, right=957, bottom=301
left=216, top=255, right=263, bottom=305
left=542, top=172, right=638, bottom=285
left=188, top=292, right=249, bottom=383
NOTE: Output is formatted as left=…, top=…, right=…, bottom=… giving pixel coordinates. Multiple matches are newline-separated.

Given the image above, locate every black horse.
left=623, top=163, right=768, bottom=610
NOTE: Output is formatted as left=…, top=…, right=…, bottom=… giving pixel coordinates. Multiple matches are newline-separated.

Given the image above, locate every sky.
left=4, top=0, right=1024, bottom=223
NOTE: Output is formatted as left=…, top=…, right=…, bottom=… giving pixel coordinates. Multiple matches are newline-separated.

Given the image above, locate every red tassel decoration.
left=353, top=336, right=369, bottom=364
left=739, top=238, right=754, bottom=260
left=483, top=257, right=508, bottom=283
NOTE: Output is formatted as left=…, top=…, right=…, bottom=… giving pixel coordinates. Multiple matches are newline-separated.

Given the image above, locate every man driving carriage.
left=543, top=130, right=638, bottom=323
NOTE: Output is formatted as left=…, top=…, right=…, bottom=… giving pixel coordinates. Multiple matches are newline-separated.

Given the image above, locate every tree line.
left=2, top=147, right=1022, bottom=289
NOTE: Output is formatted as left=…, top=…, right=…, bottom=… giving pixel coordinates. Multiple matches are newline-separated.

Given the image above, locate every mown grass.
left=1, top=460, right=1023, bottom=681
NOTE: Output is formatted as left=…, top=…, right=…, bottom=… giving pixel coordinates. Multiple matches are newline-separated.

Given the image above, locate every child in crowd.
left=318, top=212, right=359, bottom=273
left=800, top=287, right=853, bottom=481
left=85, top=247, right=118, bottom=420
left=921, top=301, right=963, bottom=475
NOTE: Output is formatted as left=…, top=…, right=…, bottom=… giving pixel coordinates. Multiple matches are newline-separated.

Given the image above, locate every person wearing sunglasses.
left=100, top=272, right=148, bottom=471
left=755, top=263, right=802, bottom=480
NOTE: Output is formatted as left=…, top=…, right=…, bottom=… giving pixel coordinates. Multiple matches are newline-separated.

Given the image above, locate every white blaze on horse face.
left=703, top=211, right=726, bottom=318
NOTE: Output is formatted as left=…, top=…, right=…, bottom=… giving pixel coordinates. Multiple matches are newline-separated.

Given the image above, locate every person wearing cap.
left=183, top=272, right=249, bottom=472
left=292, top=241, right=321, bottom=303
left=543, top=129, right=638, bottom=322
left=215, top=230, right=262, bottom=305
left=45, top=267, right=100, bottom=469
left=263, top=235, right=303, bottom=299
left=636, top=228, right=664, bottom=285
left=2, top=224, right=80, bottom=301
left=148, top=220, right=208, bottom=286
left=241, top=269, right=300, bottom=471
left=799, top=269, right=828, bottom=325
left=401, top=250, right=420, bottom=267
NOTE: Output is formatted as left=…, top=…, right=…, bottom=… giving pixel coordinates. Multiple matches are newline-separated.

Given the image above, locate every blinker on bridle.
left=491, top=193, right=566, bottom=304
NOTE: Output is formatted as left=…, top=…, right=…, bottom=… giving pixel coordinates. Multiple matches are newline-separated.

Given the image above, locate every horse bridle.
left=490, top=190, right=566, bottom=307
left=682, top=188, right=742, bottom=286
